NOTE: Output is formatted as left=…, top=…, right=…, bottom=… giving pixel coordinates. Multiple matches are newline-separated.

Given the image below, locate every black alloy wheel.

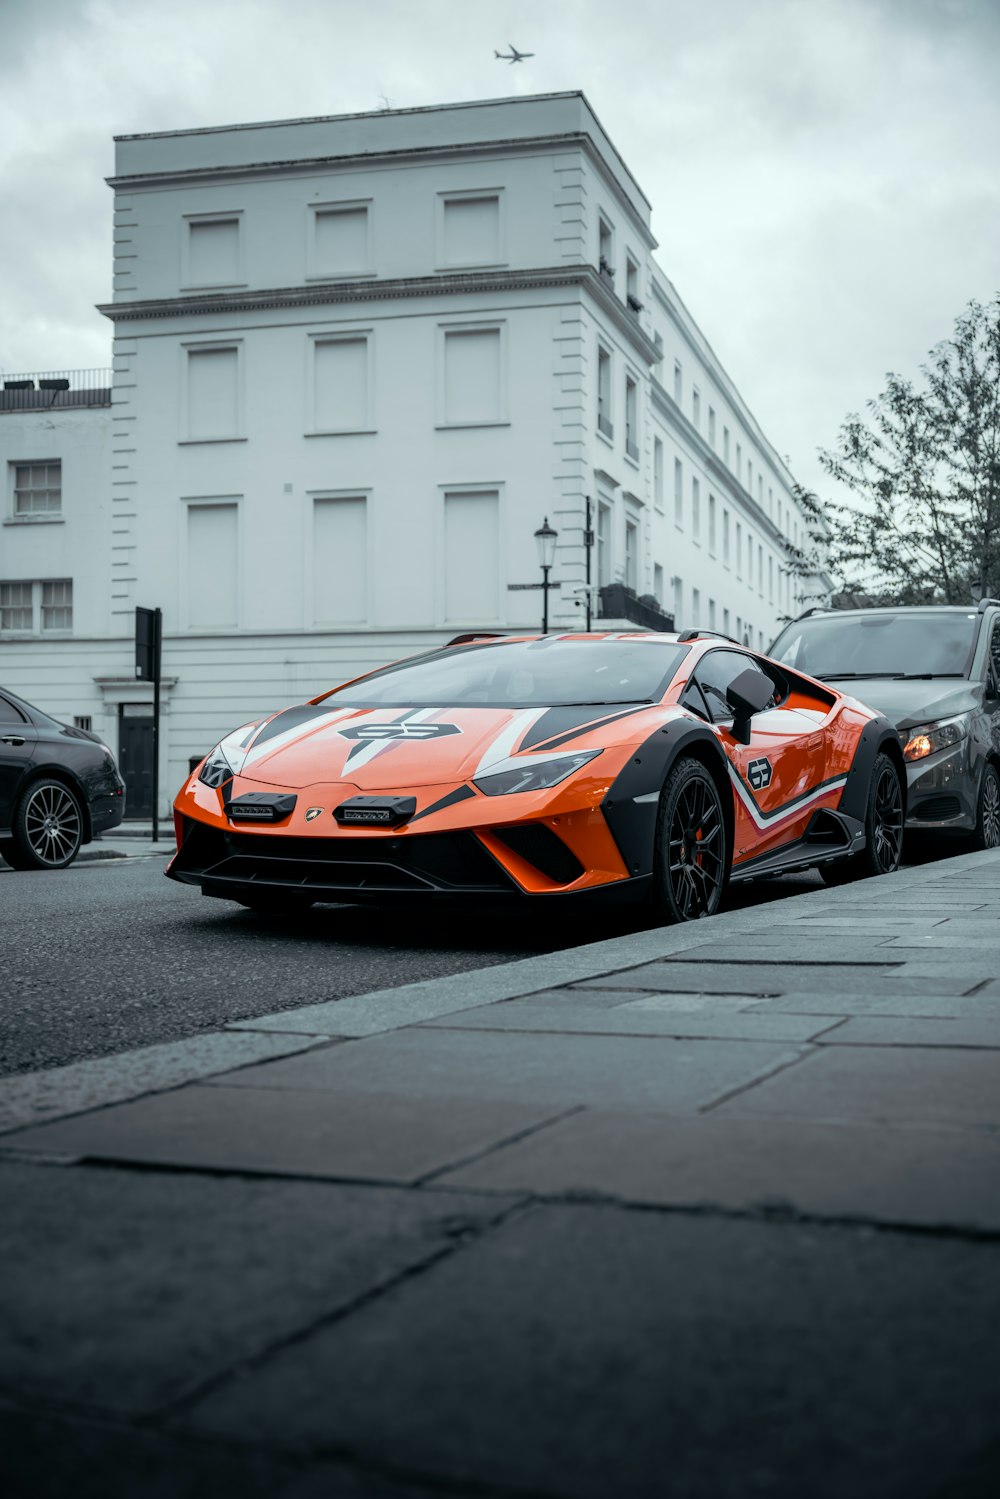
left=822, top=752, right=903, bottom=884
left=4, top=779, right=84, bottom=870
left=973, top=763, right=1000, bottom=851
left=654, top=758, right=728, bottom=923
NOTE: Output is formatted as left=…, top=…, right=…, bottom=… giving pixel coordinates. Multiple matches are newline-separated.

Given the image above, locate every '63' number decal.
left=746, top=757, right=773, bottom=792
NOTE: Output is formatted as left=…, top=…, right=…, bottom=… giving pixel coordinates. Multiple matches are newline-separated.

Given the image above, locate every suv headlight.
left=474, top=749, right=602, bottom=797
left=900, top=713, right=970, bottom=763
left=196, top=721, right=263, bottom=788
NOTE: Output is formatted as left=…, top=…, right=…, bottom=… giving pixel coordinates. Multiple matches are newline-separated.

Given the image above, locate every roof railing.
left=0, top=368, right=113, bottom=411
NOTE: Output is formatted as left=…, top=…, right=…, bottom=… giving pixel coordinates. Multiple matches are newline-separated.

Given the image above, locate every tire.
left=234, top=892, right=316, bottom=914
left=5, top=778, right=84, bottom=870
left=971, top=762, right=1000, bottom=851
left=653, top=757, right=728, bottom=923
left=821, top=752, right=904, bottom=885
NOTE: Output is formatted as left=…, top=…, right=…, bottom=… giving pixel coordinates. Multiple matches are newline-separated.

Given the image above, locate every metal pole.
left=152, top=607, right=162, bottom=843
left=584, top=496, right=593, bottom=632
left=541, top=566, right=550, bottom=633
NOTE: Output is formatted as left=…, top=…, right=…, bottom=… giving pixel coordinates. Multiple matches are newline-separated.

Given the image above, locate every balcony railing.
left=0, top=368, right=112, bottom=412
left=598, top=583, right=675, bottom=633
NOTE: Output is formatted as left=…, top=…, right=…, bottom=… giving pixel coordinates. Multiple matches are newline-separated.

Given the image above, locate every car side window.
left=0, top=694, right=27, bottom=725
left=691, top=650, right=764, bottom=724
left=989, top=620, right=1000, bottom=693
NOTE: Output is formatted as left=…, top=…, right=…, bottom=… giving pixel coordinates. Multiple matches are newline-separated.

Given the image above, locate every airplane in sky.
left=494, top=44, right=534, bottom=63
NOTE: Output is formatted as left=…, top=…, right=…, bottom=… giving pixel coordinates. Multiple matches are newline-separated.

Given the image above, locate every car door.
left=987, top=615, right=1000, bottom=758
left=0, top=693, right=38, bottom=829
left=684, top=649, right=830, bottom=861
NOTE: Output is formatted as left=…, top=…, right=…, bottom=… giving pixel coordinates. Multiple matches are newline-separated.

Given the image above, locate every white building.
left=0, top=91, right=818, bottom=819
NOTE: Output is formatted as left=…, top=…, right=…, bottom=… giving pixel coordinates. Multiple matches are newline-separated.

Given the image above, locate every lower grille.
left=912, top=795, right=962, bottom=821
left=493, top=824, right=585, bottom=885
left=174, top=821, right=510, bottom=893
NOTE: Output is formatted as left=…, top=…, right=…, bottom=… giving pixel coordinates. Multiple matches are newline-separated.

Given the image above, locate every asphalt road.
left=3, top=853, right=826, bottom=1077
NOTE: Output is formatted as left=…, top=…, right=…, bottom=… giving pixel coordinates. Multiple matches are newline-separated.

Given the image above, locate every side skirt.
left=729, top=809, right=865, bottom=883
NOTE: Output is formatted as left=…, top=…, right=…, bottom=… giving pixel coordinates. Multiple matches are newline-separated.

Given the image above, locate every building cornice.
left=106, top=132, right=656, bottom=251
left=649, top=377, right=791, bottom=551
left=97, top=264, right=661, bottom=365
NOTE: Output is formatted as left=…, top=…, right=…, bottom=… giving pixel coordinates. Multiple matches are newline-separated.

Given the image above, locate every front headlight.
left=900, top=713, right=970, bottom=763
left=473, top=749, right=602, bottom=797
left=196, top=721, right=264, bottom=788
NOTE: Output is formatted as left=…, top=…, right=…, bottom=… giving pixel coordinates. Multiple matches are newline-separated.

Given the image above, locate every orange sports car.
left=167, top=630, right=906, bottom=922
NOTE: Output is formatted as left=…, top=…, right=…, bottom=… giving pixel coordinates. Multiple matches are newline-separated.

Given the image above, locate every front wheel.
left=821, top=752, right=903, bottom=885
left=4, top=779, right=84, bottom=870
left=653, top=758, right=728, bottom=924
left=971, top=762, right=1000, bottom=851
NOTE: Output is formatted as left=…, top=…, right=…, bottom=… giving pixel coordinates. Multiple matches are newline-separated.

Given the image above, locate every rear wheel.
left=821, top=752, right=903, bottom=885
left=971, top=763, right=1000, bottom=850
left=4, top=779, right=84, bottom=870
left=653, top=758, right=728, bottom=924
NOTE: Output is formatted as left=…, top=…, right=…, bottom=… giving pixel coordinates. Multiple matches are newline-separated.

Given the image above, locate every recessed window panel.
left=444, top=491, right=499, bottom=622
left=186, top=347, right=239, bottom=439
left=187, top=504, right=238, bottom=629
left=314, top=206, right=369, bottom=276
left=314, top=338, right=369, bottom=431
left=187, top=218, right=240, bottom=286
left=313, top=497, right=367, bottom=624
left=443, top=328, right=501, bottom=424
left=442, top=195, right=500, bottom=265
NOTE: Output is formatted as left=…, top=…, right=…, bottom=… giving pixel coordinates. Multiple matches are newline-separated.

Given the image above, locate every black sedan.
left=0, top=687, right=125, bottom=869
left=770, top=600, right=1000, bottom=848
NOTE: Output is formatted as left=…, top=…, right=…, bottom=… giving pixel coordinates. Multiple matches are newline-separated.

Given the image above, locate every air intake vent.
left=913, top=795, right=962, bottom=822
left=493, top=824, right=585, bottom=885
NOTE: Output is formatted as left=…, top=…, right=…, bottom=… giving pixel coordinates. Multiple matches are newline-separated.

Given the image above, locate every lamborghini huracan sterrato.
left=167, top=631, right=907, bottom=923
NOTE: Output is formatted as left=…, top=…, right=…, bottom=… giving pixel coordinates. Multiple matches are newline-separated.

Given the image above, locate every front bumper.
left=904, top=742, right=976, bottom=831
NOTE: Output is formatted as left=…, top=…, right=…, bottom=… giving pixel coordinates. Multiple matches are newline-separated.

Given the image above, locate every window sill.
left=434, top=420, right=510, bottom=431
left=596, top=424, right=614, bottom=449
left=624, top=444, right=640, bottom=468
left=178, top=436, right=247, bottom=445
left=3, top=516, right=64, bottom=526
left=305, top=428, right=378, bottom=437
left=304, top=271, right=377, bottom=283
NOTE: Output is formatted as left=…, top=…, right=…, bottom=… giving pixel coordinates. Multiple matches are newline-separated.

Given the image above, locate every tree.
left=789, top=295, right=1000, bottom=612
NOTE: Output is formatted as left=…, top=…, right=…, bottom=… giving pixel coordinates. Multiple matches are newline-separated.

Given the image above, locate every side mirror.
left=725, top=668, right=773, bottom=745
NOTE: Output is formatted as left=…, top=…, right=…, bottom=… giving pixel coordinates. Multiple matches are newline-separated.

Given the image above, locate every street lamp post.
left=534, top=516, right=558, bottom=633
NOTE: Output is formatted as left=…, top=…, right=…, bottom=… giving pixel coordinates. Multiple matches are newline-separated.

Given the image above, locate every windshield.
left=318, top=638, right=689, bottom=708
left=771, top=612, right=977, bottom=679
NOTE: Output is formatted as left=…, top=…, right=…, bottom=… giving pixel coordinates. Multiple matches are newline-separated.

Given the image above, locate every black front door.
left=119, top=707, right=154, bottom=820
left=0, top=693, right=38, bottom=828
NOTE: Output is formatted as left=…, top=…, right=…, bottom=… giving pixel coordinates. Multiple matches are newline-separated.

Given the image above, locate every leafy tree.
left=788, top=295, right=1000, bottom=612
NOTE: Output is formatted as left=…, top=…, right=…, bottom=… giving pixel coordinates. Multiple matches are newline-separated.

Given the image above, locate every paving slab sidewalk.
left=2, top=848, right=1000, bottom=1499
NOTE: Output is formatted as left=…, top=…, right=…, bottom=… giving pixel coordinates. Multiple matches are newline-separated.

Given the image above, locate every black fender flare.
left=837, top=716, right=907, bottom=823
left=601, top=716, right=733, bottom=879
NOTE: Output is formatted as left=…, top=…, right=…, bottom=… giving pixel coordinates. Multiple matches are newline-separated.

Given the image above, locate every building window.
left=183, top=343, right=242, bottom=442
left=672, top=575, right=683, bottom=621
left=723, top=608, right=730, bottom=634
left=674, top=458, right=683, bottom=527
left=308, top=201, right=373, bottom=279
left=185, top=502, right=238, bottom=629
left=708, top=598, right=716, bottom=630
left=723, top=426, right=730, bottom=465
left=598, top=215, right=614, bottom=279
left=673, top=360, right=682, bottom=405
left=311, top=334, right=372, bottom=433
left=768, top=486, right=773, bottom=515
left=692, top=386, right=701, bottom=429
left=708, top=407, right=716, bottom=448
left=736, top=442, right=743, bottom=479
left=624, top=516, right=639, bottom=591
left=758, top=544, right=764, bottom=595
left=653, top=438, right=664, bottom=510
left=747, top=459, right=753, bottom=492
left=439, top=324, right=504, bottom=427
left=653, top=331, right=664, bottom=372
left=768, top=554, right=774, bottom=603
left=708, top=493, right=717, bottom=555
left=74, top=715, right=93, bottom=732
left=12, top=461, right=61, bottom=518
left=439, top=191, right=504, bottom=268
left=596, top=499, right=612, bottom=585
left=625, top=375, right=638, bottom=460
left=597, top=344, right=612, bottom=438
left=723, top=508, right=730, bottom=565
left=653, top=563, right=664, bottom=605
left=1, top=579, right=72, bottom=634
left=692, top=587, right=701, bottom=627
left=691, top=477, right=700, bottom=540
left=312, top=495, right=368, bottom=625
left=758, top=476, right=764, bottom=506
left=736, top=522, right=743, bottom=577
left=183, top=213, right=243, bottom=288
left=625, top=255, right=641, bottom=311
left=444, top=489, right=500, bottom=623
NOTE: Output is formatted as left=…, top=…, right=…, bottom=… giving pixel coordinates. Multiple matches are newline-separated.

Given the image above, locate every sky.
left=1, top=0, right=998, bottom=504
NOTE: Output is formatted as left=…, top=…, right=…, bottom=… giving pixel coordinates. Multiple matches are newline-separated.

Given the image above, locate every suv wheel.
left=972, top=763, right=1000, bottom=850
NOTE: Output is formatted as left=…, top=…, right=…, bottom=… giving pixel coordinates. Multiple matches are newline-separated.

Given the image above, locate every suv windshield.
left=318, top=638, right=689, bottom=708
left=771, top=611, right=978, bottom=679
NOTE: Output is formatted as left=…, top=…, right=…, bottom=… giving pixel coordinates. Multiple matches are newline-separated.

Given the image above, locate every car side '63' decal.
left=746, top=757, right=773, bottom=791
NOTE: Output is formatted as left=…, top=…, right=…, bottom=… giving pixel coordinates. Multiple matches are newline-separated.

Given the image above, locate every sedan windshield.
left=772, top=611, right=977, bottom=679
left=318, top=638, right=689, bottom=708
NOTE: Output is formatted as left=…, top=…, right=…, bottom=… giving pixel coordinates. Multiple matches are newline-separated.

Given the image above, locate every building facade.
left=0, top=92, right=818, bottom=818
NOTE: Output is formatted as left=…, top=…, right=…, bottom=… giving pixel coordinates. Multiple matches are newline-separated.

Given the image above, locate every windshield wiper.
left=556, top=699, right=651, bottom=706
left=815, top=671, right=965, bottom=681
